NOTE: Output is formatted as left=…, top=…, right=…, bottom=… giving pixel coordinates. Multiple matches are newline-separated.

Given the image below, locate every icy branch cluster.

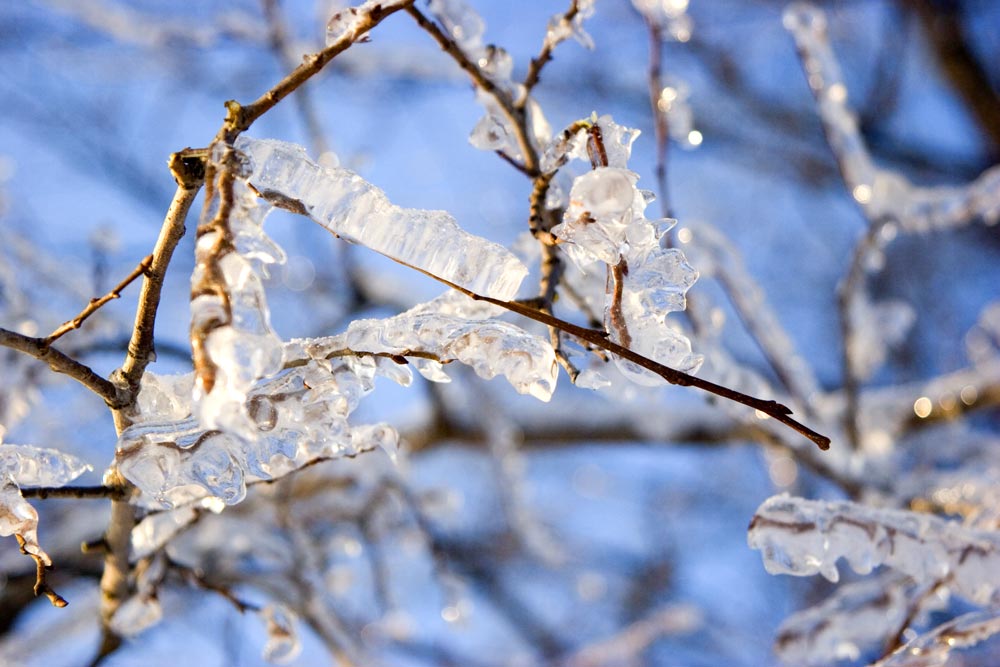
left=550, top=115, right=701, bottom=383
left=0, top=444, right=90, bottom=568
left=784, top=3, right=1000, bottom=232
left=749, top=494, right=1000, bottom=604
left=118, top=136, right=559, bottom=509
left=871, top=608, right=1000, bottom=667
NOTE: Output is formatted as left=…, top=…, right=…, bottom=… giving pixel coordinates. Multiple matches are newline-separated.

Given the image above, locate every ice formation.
left=551, top=115, right=701, bottom=383
left=117, top=358, right=397, bottom=509
left=234, top=136, right=527, bottom=301
left=325, top=0, right=411, bottom=45
left=749, top=494, right=1000, bottom=604
left=298, top=291, right=558, bottom=402
left=784, top=3, right=1000, bottom=231
left=0, top=444, right=91, bottom=566
left=872, top=608, right=1000, bottom=667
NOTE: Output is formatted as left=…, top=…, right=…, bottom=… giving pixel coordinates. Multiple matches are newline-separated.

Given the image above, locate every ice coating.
left=131, top=506, right=199, bottom=560
left=191, top=145, right=285, bottom=439
left=0, top=444, right=91, bottom=487
left=0, top=474, right=48, bottom=566
left=773, top=575, right=944, bottom=665
left=784, top=3, right=1000, bottom=231
left=235, top=136, right=527, bottom=301
left=117, top=359, right=397, bottom=509
left=303, top=291, right=558, bottom=401
left=749, top=494, right=1000, bottom=605
left=552, top=115, right=700, bottom=383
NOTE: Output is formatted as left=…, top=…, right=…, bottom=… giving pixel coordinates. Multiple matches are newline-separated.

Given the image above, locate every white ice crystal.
left=749, top=494, right=1000, bottom=605
left=0, top=444, right=91, bottom=487
left=118, top=358, right=397, bottom=508
left=235, top=136, right=528, bottom=301
left=632, top=0, right=693, bottom=42
left=0, top=445, right=91, bottom=566
left=110, top=594, right=163, bottom=638
left=131, top=506, right=199, bottom=560
left=774, top=574, right=946, bottom=665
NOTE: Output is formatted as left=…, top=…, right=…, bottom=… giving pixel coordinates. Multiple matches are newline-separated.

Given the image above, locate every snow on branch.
left=749, top=494, right=1000, bottom=605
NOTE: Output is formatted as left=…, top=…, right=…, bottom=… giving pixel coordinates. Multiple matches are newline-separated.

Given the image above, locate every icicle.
left=0, top=474, right=48, bottom=566
left=235, top=136, right=527, bottom=301
left=131, top=506, right=199, bottom=560
left=0, top=444, right=91, bottom=487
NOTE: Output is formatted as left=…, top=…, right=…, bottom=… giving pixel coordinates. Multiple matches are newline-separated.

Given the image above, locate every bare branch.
left=45, top=254, right=153, bottom=345
left=521, top=0, right=582, bottom=98
left=0, top=327, right=123, bottom=406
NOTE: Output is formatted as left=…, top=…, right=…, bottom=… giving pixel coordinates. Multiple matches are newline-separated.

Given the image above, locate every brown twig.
left=606, top=256, right=633, bottom=349
left=645, top=19, right=672, bottom=219
left=219, top=1, right=415, bottom=145
left=115, top=152, right=204, bottom=401
left=0, top=328, right=123, bottom=406
left=396, top=260, right=831, bottom=451
left=44, top=255, right=153, bottom=346
left=15, top=535, right=67, bottom=608
left=521, top=0, right=582, bottom=99
left=20, top=485, right=128, bottom=501
left=260, top=0, right=331, bottom=157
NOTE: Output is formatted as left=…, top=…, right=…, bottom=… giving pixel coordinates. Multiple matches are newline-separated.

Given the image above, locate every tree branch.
left=0, top=328, right=123, bottom=406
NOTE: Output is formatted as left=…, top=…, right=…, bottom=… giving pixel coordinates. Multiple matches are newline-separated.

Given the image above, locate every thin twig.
left=260, top=0, right=330, bottom=157
left=645, top=18, right=672, bottom=219
left=20, top=485, right=128, bottom=501
left=521, top=0, right=582, bottom=99
left=116, top=153, right=204, bottom=400
left=45, top=255, right=153, bottom=345
left=15, top=535, right=67, bottom=608
left=396, top=260, right=832, bottom=451
left=0, top=328, right=123, bottom=406
left=219, top=0, right=415, bottom=144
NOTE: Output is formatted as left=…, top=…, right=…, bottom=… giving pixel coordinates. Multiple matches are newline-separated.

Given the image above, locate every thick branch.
left=0, top=328, right=123, bottom=406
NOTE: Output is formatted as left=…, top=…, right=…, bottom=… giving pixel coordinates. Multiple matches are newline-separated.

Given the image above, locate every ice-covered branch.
left=0, top=444, right=91, bottom=607
left=522, top=0, right=595, bottom=96
left=236, top=136, right=528, bottom=301
left=749, top=494, right=1000, bottom=604
left=870, top=608, right=1000, bottom=667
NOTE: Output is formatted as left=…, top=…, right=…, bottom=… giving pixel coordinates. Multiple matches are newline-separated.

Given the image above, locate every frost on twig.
left=871, top=608, right=1000, bottom=667
left=298, top=291, right=558, bottom=402
left=234, top=136, right=528, bottom=301
left=784, top=3, right=1000, bottom=232
left=749, top=494, right=1000, bottom=605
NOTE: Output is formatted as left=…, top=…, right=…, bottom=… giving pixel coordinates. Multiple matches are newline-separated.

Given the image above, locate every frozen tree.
left=0, top=1, right=999, bottom=666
